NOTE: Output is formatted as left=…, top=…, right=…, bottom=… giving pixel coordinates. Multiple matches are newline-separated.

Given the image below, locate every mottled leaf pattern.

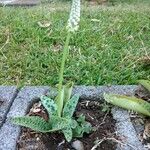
left=73, top=122, right=92, bottom=137
left=73, top=114, right=92, bottom=137
left=11, top=116, right=51, bottom=132
left=77, top=114, right=85, bottom=123
left=104, top=93, right=150, bottom=116
left=82, top=122, right=92, bottom=133
left=70, top=119, right=77, bottom=129
left=73, top=124, right=83, bottom=137
left=138, top=80, right=150, bottom=92
left=62, top=94, right=79, bottom=118
left=51, top=116, right=71, bottom=130
left=62, top=127, right=73, bottom=142
left=41, top=95, right=57, bottom=116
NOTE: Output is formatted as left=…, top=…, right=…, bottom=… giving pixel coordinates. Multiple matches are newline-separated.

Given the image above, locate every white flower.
left=66, top=0, right=80, bottom=32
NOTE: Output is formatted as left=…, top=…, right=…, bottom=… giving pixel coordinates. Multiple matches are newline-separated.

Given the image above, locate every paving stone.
left=73, top=85, right=138, bottom=101
left=0, top=85, right=146, bottom=150
left=0, top=86, right=18, bottom=127
left=0, top=86, right=49, bottom=150
left=0, top=0, right=40, bottom=6
left=112, top=108, right=147, bottom=150
left=46, top=85, right=138, bottom=101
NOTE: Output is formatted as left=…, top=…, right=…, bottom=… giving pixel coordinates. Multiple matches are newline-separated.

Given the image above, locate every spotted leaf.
left=41, top=95, right=57, bottom=116
left=11, top=116, right=51, bottom=132
left=62, top=127, right=73, bottom=142
left=62, top=94, right=79, bottom=118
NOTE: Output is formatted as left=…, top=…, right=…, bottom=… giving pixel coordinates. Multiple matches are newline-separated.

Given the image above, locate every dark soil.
left=135, top=87, right=150, bottom=102
left=17, top=100, right=117, bottom=150
left=130, top=87, right=150, bottom=148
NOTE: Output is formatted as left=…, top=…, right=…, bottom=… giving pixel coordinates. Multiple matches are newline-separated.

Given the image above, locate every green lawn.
left=0, top=1, right=149, bottom=86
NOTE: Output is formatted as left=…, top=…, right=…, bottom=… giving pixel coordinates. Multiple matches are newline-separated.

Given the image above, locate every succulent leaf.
left=104, top=93, right=150, bottom=116
left=62, top=94, right=80, bottom=118
left=73, top=115, right=92, bottom=137
left=62, top=127, right=73, bottom=142
left=138, top=80, right=150, bottom=92
left=41, top=95, right=57, bottom=116
left=63, top=82, right=74, bottom=105
left=51, top=116, right=71, bottom=130
left=55, top=88, right=65, bottom=117
left=73, top=124, right=83, bottom=137
left=11, top=116, right=51, bottom=132
left=70, top=119, right=78, bottom=129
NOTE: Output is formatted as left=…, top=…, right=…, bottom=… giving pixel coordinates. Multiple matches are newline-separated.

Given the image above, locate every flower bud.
left=66, top=0, right=80, bottom=32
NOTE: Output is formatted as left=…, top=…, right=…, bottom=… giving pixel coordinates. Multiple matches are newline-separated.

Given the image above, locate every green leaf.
left=77, top=114, right=85, bottom=123
left=11, top=116, right=73, bottom=133
left=11, top=116, right=51, bottom=132
left=62, top=94, right=80, bottom=118
left=104, top=93, right=150, bottom=116
left=138, top=80, right=150, bottom=92
left=50, top=116, right=71, bottom=130
left=55, top=82, right=74, bottom=117
left=73, top=114, right=92, bottom=137
left=63, top=82, right=74, bottom=105
left=73, top=124, right=83, bottom=137
left=55, top=88, right=65, bottom=117
left=73, top=122, right=92, bottom=137
left=82, top=122, right=92, bottom=134
left=70, top=119, right=78, bottom=129
left=41, top=95, right=57, bottom=116
left=62, top=127, right=73, bottom=142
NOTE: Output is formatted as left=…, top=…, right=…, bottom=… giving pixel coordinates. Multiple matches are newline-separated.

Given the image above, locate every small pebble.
left=71, top=140, right=84, bottom=150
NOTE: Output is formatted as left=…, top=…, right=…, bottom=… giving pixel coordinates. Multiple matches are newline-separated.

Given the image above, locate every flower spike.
left=66, top=0, right=81, bottom=32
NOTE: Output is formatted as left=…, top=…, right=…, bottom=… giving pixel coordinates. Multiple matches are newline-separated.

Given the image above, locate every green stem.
left=58, top=32, right=71, bottom=94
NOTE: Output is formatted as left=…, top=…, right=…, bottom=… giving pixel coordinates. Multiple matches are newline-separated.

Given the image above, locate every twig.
left=107, top=137, right=138, bottom=150
left=87, top=113, right=94, bottom=120
left=58, top=140, right=65, bottom=147
left=95, top=111, right=109, bottom=129
left=91, top=137, right=106, bottom=150
left=91, top=136, right=138, bottom=150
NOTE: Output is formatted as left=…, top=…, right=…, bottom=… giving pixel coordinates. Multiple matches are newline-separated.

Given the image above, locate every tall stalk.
left=58, top=0, right=80, bottom=92
left=56, top=0, right=80, bottom=117
left=58, top=32, right=71, bottom=95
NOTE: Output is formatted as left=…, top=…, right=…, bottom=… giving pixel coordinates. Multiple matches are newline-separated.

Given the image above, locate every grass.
left=0, top=0, right=150, bottom=86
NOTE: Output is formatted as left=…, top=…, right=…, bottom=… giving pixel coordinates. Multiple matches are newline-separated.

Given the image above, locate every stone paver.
left=46, top=85, right=138, bottom=101
left=0, top=85, right=147, bottom=150
left=73, top=85, right=138, bottom=101
left=0, top=86, right=18, bottom=127
left=0, top=86, right=49, bottom=150
left=112, top=108, right=146, bottom=150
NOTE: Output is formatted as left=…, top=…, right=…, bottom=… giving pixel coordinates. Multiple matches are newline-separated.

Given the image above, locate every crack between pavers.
left=0, top=88, right=20, bottom=129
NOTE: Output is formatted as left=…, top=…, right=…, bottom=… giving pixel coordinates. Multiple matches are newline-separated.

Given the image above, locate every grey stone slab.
left=46, top=85, right=138, bottom=101
left=0, top=85, right=146, bottom=150
left=0, top=0, right=40, bottom=6
left=0, top=86, right=18, bottom=127
left=0, top=86, right=49, bottom=150
left=73, top=85, right=138, bottom=101
left=112, top=108, right=147, bottom=150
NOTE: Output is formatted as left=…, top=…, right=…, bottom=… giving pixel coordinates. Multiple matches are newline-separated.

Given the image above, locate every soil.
left=17, top=100, right=117, bottom=150
left=130, top=87, right=150, bottom=148
left=135, top=87, right=150, bottom=102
